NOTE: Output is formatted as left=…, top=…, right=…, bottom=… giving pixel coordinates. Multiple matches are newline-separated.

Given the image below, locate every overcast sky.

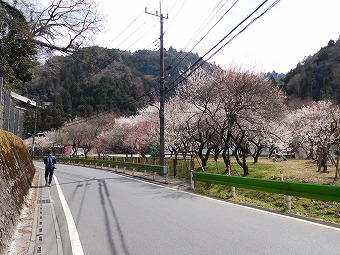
left=95, top=0, right=340, bottom=74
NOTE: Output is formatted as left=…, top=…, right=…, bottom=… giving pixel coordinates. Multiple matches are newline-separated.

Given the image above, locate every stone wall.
left=0, top=129, right=35, bottom=254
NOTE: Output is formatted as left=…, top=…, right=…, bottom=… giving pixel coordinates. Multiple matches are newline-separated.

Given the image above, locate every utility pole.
left=145, top=2, right=168, bottom=168
left=32, top=100, right=39, bottom=157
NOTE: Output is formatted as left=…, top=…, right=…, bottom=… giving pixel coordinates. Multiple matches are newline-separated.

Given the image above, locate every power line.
left=116, top=16, right=154, bottom=50
left=166, top=0, right=281, bottom=93
left=106, top=0, right=152, bottom=49
left=167, top=0, right=270, bottom=90
left=62, top=110, right=115, bottom=127
left=106, top=13, right=144, bottom=48
left=143, top=38, right=160, bottom=51
left=44, top=0, right=281, bottom=127
left=175, top=0, right=232, bottom=54
left=162, top=0, right=228, bottom=71
left=125, top=22, right=158, bottom=51
left=163, top=0, right=188, bottom=35
left=209, top=0, right=282, bottom=62
left=166, top=0, right=239, bottom=73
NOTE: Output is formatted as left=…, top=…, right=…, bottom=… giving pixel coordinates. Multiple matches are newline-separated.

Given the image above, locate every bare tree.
left=0, top=0, right=102, bottom=87
left=17, top=0, right=102, bottom=53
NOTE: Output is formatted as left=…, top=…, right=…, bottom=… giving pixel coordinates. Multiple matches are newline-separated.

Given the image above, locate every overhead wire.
left=208, top=0, right=281, bottom=63
left=171, top=0, right=227, bottom=54
left=163, top=0, right=188, bottom=35
left=105, top=12, right=144, bottom=48
left=144, top=38, right=160, bottom=52
left=36, top=1, right=158, bottom=126
left=105, top=0, right=158, bottom=51
left=163, top=0, right=228, bottom=71
left=116, top=16, right=154, bottom=50
left=44, top=0, right=281, bottom=125
left=166, top=0, right=268, bottom=89
left=166, top=0, right=282, bottom=93
left=166, top=0, right=239, bottom=72
left=125, top=22, right=158, bottom=51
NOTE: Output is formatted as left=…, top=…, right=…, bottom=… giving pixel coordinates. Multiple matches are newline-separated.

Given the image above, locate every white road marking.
left=118, top=173, right=340, bottom=232
left=54, top=175, right=85, bottom=255
left=36, top=163, right=340, bottom=236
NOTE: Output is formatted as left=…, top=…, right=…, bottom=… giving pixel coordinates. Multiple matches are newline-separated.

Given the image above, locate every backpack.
left=45, top=155, right=55, bottom=170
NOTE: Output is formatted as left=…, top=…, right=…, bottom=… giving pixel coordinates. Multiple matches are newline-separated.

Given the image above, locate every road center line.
left=54, top=175, right=84, bottom=255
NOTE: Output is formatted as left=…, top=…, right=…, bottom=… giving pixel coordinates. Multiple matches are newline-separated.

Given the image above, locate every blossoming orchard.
left=32, top=67, right=340, bottom=176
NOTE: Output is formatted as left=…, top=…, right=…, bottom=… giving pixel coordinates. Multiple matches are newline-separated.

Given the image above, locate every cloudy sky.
left=95, top=0, right=340, bottom=74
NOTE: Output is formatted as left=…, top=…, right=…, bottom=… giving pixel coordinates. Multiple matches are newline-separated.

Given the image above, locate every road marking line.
left=54, top=175, right=85, bottom=255
left=47, top=181, right=63, bottom=255
left=117, top=173, right=340, bottom=232
left=35, top=163, right=340, bottom=233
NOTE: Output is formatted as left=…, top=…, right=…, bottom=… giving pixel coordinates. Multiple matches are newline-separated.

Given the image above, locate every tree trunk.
left=335, top=154, right=339, bottom=180
left=322, top=152, right=328, bottom=172
left=196, top=143, right=211, bottom=167
left=252, top=148, right=262, bottom=163
left=173, top=155, right=178, bottom=178
left=221, top=146, right=231, bottom=172
left=233, top=143, right=248, bottom=176
left=268, top=145, right=276, bottom=158
left=247, top=142, right=263, bottom=163
left=234, top=151, right=248, bottom=176
left=201, top=148, right=211, bottom=167
left=317, top=150, right=323, bottom=172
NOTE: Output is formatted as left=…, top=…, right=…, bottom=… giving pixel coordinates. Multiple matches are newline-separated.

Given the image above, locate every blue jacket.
left=44, top=155, right=56, bottom=170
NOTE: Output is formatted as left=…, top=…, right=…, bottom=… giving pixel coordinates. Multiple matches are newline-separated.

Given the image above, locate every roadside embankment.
left=0, top=130, right=35, bottom=254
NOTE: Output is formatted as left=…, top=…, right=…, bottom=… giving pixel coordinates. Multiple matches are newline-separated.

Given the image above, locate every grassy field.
left=189, top=157, right=340, bottom=224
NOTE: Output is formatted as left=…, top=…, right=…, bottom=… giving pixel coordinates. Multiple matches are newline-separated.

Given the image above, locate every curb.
left=27, top=170, right=40, bottom=255
left=28, top=167, right=64, bottom=255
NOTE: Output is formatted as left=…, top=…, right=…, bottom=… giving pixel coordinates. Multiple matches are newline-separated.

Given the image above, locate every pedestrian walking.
left=44, top=149, right=56, bottom=187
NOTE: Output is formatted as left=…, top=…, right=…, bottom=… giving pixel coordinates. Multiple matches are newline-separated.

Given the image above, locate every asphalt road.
left=35, top=162, right=340, bottom=255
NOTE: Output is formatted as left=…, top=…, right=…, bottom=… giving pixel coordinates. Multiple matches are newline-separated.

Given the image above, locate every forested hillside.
left=23, top=37, right=340, bottom=136
left=284, top=38, right=340, bottom=104
left=23, top=46, right=204, bottom=134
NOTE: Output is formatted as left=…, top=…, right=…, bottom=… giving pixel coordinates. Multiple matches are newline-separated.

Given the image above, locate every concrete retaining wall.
left=0, top=129, right=35, bottom=254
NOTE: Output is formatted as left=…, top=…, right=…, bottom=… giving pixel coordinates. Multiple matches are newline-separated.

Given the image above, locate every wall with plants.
left=0, top=130, right=35, bottom=254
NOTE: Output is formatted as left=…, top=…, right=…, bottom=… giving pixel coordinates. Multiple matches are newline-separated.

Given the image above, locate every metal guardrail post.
left=231, top=187, right=236, bottom=198
left=286, top=196, right=292, bottom=210
left=191, top=170, right=195, bottom=189
left=281, top=170, right=291, bottom=210
left=163, top=165, right=169, bottom=175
